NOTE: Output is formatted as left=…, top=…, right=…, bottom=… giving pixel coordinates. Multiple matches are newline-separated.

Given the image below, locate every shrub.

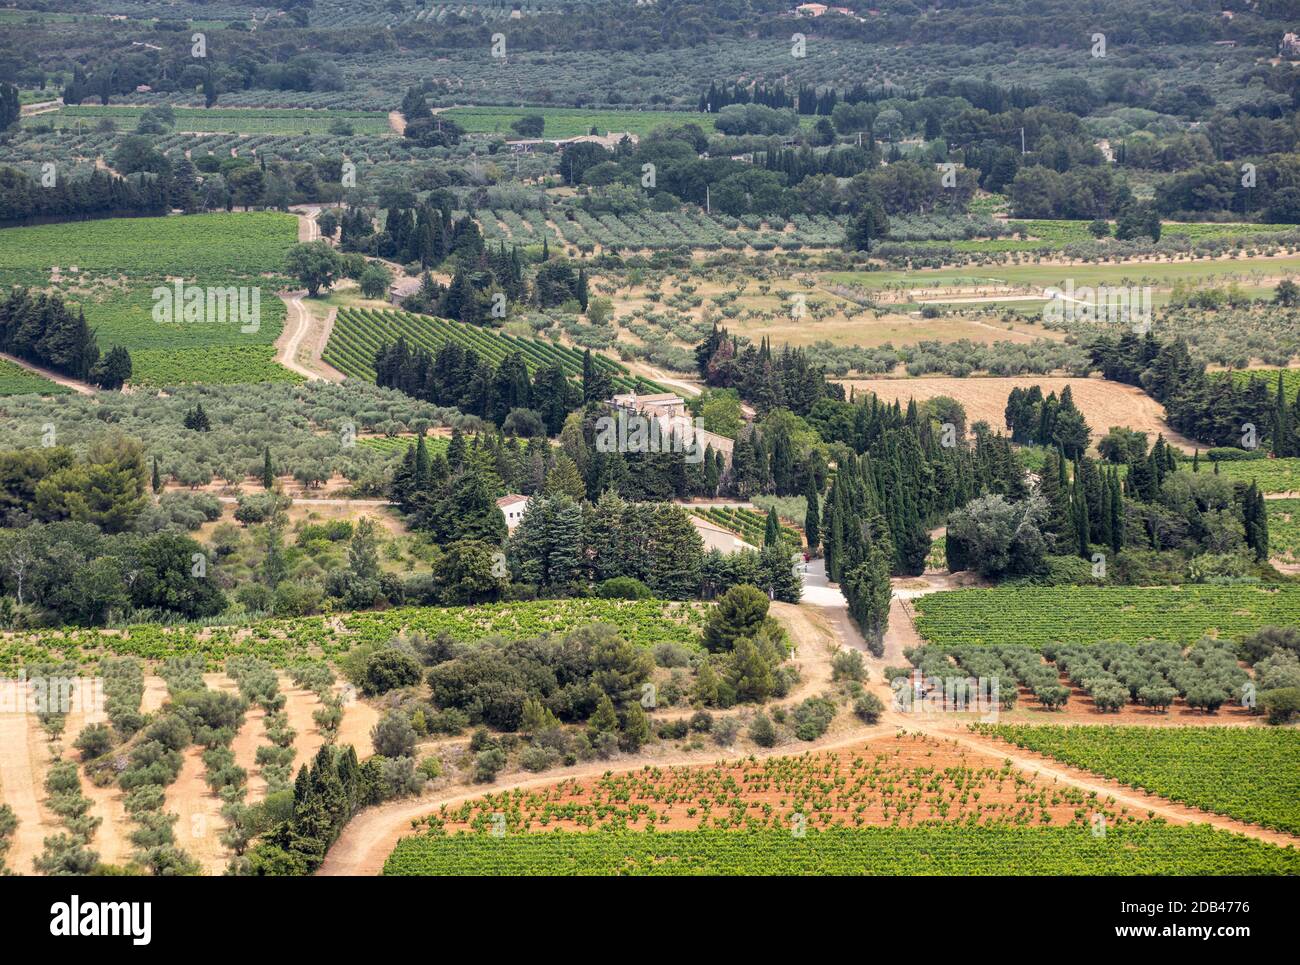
left=361, top=648, right=423, bottom=696
left=1260, top=687, right=1300, bottom=725
left=853, top=691, right=884, bottom=723
left=792, top=696, right=836, bottom=741
left=473, top=748, right=507, bottom=783
left=597, top=576, right=652, bottom=599
left=73, top=723, right=115, bottom=761
left=747, top=712, right=777, bottom=747
left=831, top=649, right=867, bottom=682
left=370, top=710, right=417, bottom=759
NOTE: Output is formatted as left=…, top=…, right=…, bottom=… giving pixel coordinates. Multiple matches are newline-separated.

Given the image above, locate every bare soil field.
left=419, top=731, right=1146, bottom=835
left=0, top=705, right=53, bottom=874
left=838, top=375, right=1200, bottom=451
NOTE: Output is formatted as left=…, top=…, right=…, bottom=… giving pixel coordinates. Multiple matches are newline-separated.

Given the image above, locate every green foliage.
left=977, top=725, right=1300, bottom=835
left=382, top=826, right=1300, bottom=876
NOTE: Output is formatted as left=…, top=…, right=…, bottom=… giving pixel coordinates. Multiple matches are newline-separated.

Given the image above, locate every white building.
left=497, top=494, right=531, bottom=530
left=608, top=391, right=735, bottom=460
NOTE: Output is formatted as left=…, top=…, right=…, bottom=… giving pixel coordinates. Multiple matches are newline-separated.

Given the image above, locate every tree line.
left=0, top=288, right=132, bottom=388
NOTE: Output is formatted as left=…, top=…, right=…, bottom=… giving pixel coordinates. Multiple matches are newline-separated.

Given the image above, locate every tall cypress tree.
left=803, top=476, right=821, bottom=553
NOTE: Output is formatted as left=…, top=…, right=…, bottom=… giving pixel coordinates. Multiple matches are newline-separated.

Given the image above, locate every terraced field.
left=976, top=726, right=1300, bottom=835
left=913, top=585, right=1300, bottom=649
left=324, top=306, right=664, bottom=393
left=690, top=506, right=802, bottom=551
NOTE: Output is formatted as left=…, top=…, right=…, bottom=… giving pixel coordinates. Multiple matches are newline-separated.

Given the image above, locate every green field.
left=356, top=434, right=452, bottom=457
left=1225, top=368, right=1300, bottom=398
left=382, top=826, right=1300, bottom=875
left=0, top=358, right=70, bottom=396
left=1267, top=498, right=1300, bottom=562
left=30, top=105, right=393, bottom=136
left=325, top=306, right=664, bottom=393
left=913, top=585, right=1300, bottom=649
left=0, top=599, right=705, bottom=671
left=442, top=106, right=800, bottom=139
left=976, top=726, right=1300, bottom=835
left=1212, top=457, right=1300, bottom=494
left=0, top=212, right=299, bottom=385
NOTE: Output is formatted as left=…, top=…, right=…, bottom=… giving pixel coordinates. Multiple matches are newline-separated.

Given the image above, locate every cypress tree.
left=1108, top=469, right=1124, bottom=554
left=262, top=446, right=274, bottom=489
left=803, top=476, right=821, bottom=553
left=764, top=506, right=781, bottom=547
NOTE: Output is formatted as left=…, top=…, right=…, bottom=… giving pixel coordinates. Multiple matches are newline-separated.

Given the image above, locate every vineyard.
left=1267, top=498, right=1300, bottom=562
left=0, top=359, right=69, bottom=396
left=0, top=599, right=705, bottom=671
left=1211, top=457, right=1300, bottom=494
left=690, top=506, right=802, bottom=552
left=324, top=306, right=664, bottom=393
left=912, top=586, right=1300, bottom=649
left=0, top=211, right=300, bottom=385
left=974, top=726, right=1300, bottom=835
left=356, top=434, right=451, bottom=457
left=410, top=733, right=1146, bottom=835
left=382, top=825, right=1300, bottom=875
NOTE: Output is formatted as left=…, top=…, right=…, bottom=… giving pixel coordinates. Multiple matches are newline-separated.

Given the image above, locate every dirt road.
left=0, top=351, right=95, bottom=395
left=275, top=293, right=344, bottom=382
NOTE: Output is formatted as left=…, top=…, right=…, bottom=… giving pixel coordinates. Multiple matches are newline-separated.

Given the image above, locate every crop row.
left=975, top=726, right=1300, bottom=835
left=691, top=507, right=802, bottom=551
left=325, top=307, right=662, bottom=394
left=913, top=586, right=1300, bottom=649
left=0, top=599, right=705, bottom=671
left=480, top=207, right=848, bottom=252
left=382, top=826, right=1300, bottom=876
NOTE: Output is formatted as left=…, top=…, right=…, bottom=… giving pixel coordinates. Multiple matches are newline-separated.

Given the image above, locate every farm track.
left=0, top=351, right=94, bottom=395
left=0, top=705, right=52, bottom=874
left=276, top=293, right=344, bottom=382
left=60, top=690, right=130, bottom=867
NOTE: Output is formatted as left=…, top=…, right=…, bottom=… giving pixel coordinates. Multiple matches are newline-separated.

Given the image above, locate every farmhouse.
left=608, top=391, right=735, bottom=459
left=388, top=276, right=423, bottom=305
left=497, top=494, right=531, bottom=530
